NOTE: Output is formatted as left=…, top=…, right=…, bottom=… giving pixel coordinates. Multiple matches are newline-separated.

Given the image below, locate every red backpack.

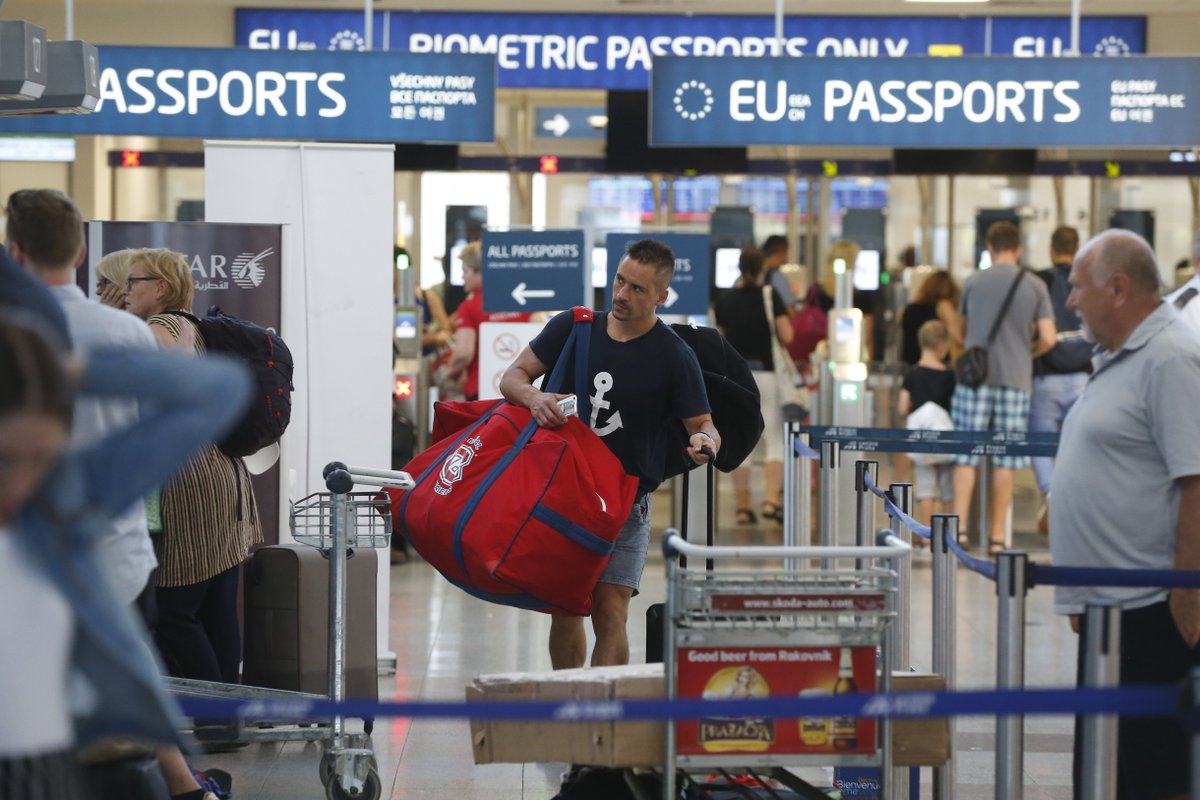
left=787, top=286, right=828, bottom=367
left=384, top=309, right=639, bottom=616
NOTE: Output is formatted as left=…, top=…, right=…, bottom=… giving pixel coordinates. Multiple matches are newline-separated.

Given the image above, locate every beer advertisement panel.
left=676, top=645, right=877, bottom=757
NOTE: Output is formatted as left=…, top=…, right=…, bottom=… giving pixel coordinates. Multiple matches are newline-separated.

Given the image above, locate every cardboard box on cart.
left=468, top=664, right=947, bottom=768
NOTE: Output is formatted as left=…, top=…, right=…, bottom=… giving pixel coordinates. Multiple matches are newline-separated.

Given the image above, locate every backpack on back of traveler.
left=1036, top=265, right=1092, bottom=375
left=663, top=322, right=764, bottom=481
left=169, top=306, right=294, bottom=458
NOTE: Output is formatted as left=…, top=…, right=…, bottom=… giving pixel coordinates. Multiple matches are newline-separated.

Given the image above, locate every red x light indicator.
left=539, top=155, right=559, bottom=174
left=394, top=377, right=413, bottom=398
left=121, top=150, right=142, bottom=167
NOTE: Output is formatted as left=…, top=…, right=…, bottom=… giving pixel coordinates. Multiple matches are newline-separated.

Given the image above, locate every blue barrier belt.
left=862, top=470, right=931, bottom=541
left=795, top=439, right=821, bottom=460
left=801, top=425, right=1058, bottom=458
left=175, top=684, right=1181, bottom=725
left=1030, top=564, right=1200, bottom=590
left=944, top=532, right=997, bottom=580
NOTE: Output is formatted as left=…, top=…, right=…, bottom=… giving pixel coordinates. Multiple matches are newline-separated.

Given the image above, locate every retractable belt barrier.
left=789, top=426, right=1200, bottom=798
left=173, top=683, right=1189, bottom=727
left=800, top=425, right=1060, bottom=458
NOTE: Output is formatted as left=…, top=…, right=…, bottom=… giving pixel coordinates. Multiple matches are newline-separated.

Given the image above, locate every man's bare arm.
left=1032, top=317, right=1058, bottom=358
left=500, top=345, right=570, bottom=428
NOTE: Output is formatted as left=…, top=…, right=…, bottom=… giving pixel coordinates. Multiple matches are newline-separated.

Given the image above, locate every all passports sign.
left=650, top=56, right=1200, bottom=148
left=482, top=230, right=586, bottom=314
left=0, top=46, right=496, bottom=143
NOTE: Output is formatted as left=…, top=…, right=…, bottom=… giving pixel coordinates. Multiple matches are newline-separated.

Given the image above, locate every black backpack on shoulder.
left=169, top=306, right=294, bottom=458
left=663, top=323, right=764, bottom=481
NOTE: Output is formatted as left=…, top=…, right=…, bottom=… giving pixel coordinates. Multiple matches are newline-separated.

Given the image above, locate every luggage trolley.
left=169, top=462, right=413, bottom=800
left=660, top=533, right=911, bottom=800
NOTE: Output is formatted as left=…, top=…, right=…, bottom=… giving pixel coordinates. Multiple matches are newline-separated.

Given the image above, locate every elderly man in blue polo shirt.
left=1049, top=228, right=1200, bottom=800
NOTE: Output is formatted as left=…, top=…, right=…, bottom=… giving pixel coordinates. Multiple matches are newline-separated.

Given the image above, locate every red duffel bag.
left=384, top=310, right=639, bottom=616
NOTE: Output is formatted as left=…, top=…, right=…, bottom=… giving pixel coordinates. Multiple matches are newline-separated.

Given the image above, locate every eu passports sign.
left=0, top=46, right=496, bottom=143
left=651, top=56, right=1200, bottom=148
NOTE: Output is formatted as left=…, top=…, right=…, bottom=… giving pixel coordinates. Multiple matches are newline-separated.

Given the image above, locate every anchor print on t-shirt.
left=589, top=371, right=624, bottom=437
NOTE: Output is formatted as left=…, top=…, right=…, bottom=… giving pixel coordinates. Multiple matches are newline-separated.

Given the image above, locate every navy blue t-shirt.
left=530, top=310, right=710, bottom=493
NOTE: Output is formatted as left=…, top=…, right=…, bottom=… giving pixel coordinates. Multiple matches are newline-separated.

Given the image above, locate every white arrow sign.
left=542, top=113, right=570, bottom=137
left=512, top=282, right=556, bottom=306
left=664, top=286, right=680, bottom=308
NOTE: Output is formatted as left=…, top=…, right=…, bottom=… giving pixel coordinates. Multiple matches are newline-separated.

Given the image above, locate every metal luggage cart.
left=660, top=533, right=911, bottom=800
left=170, top=461, right=413, bottom=800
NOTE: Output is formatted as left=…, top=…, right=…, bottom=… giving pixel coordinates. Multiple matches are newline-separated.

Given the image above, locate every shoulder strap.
left=984, top=268, right=1028, bottom=346
left=543, top=307, right=593, bottom=424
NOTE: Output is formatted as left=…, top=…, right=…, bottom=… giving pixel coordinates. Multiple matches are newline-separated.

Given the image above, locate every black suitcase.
left=646, top=453, right=715, bottom=664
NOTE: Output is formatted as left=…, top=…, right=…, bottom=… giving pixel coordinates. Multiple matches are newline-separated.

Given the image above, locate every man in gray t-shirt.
left=1049, top=229, right=1200, bottom=800
left=950, top=221, right=1055, bottom=553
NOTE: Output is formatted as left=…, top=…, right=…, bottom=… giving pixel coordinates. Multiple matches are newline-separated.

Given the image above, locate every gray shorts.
left=599, top=493, right=651, bottom=594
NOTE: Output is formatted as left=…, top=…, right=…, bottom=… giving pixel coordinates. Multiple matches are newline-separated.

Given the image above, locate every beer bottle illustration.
left=831, top=648, right=859, bottom=751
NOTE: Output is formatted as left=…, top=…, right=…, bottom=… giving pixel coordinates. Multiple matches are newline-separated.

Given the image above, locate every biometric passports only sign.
left=650, top=56, right=1200, bottom=148
left=482, top=230, right=587, bottom=313
left=0, top=46, right=495, bottom=143
left=604, top=233, right=711, bottom=317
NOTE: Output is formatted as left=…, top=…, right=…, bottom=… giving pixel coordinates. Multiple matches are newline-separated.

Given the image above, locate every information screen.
left=853, top=249, right=880, bottom=291
left=715, top=248, right=742, bottom=289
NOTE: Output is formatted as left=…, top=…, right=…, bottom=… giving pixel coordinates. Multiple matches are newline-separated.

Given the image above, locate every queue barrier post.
left=931, top=514, right=959, bottom=800
left=887, top=483, right=914, bottom=800
left=855, top=460, right=879, bottom=549
left=855, top=460, right=879, bottom=577
left=995, top=551, right=1029, bottom=800
left=819, top=440, right=841, bottom=566
left=784, top=423, right=810, bottom=572
left=1080, top=602, right=1121, bottom=800
left=886, top=483, right=914, bottom=674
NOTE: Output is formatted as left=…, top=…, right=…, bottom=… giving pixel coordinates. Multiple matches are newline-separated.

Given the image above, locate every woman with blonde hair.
left=124, top=247, right=263, bottom=685
left=94, top=248, right=138, bottom=310
left=900, top=269, right=965, bottom=365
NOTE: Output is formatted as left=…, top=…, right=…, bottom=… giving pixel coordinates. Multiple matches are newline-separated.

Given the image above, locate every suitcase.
left=242, top=543, right=378, bottom=700
left=646, top=454, right=715, bottom=664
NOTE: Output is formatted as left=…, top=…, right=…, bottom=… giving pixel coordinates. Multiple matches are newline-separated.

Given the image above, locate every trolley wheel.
left=363, top=717, right=374, bottom=736
left=318, top=753, right=335, bottom=788
left=325, top=769, right=381, bottom=800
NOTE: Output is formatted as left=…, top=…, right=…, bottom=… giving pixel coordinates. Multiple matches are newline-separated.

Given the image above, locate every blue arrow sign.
left=482, top=230, right=586, bottom=313
left=603, top=233, right=712, bottom=316
left=651, top=56, right=1200, bottom=149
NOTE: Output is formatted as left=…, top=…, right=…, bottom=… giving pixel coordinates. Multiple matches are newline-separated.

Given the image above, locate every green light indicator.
left=839, top=383, right=859, bottom=402
left=833, top=258, right=846, bottom=275
left=880, top=272, right=891, bottom=285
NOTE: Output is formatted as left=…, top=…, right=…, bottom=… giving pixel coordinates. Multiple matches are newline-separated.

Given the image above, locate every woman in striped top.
left=125, top=248, right=263, bottom=684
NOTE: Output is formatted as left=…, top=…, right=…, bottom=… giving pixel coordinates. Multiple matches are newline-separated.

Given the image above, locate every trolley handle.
left=321, top=461, right=415, bottom=492
left=662, top=530, right=911, bottom=562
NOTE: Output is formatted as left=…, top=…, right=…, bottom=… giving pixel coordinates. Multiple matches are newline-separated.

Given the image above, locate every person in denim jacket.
left=0, top=318, right=250, bottom=797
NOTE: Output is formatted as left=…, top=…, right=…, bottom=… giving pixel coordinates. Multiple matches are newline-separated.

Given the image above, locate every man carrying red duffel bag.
left=501, top=239, right=720, bottom=669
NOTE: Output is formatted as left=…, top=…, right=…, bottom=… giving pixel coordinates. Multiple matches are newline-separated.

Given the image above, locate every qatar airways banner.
left=650, top=56, right=1200, bottom=149
left=0, top=46, right=496, bottom=143
left=236, top=9, right=1145, bottom=90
